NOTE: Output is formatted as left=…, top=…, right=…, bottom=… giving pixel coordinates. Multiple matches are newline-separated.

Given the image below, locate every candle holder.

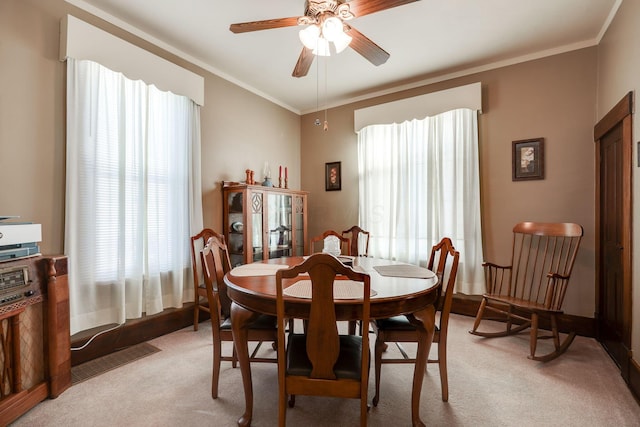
left=279, top=177, right=283, bottom=188
left=285, top=178, right=288, bottom=189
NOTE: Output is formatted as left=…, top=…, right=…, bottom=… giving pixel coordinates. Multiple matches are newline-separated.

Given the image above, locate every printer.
left=0, top=217, right=42, bottom=261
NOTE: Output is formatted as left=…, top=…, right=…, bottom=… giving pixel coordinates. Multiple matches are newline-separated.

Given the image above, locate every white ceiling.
left=67, top=0, right=620, bottom=114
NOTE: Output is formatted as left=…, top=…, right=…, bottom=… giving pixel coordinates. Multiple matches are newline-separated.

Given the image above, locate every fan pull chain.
left=314, top=39, right=321, bottom=127
left=323, top=56, right=329, bottom=131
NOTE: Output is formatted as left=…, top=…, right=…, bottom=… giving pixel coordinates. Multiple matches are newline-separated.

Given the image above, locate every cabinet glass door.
left=267, top=193, right=292, bottom=259
left=293, top=195, right=305, bottom=256
left=227, top=191, right=245, bottom=267
left=250, top=192, right=264, bottom=262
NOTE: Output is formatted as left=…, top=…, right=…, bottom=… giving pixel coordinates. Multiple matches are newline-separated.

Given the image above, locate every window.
left=357, top=108, right=484, bottom=294
left=65, top=59, right=202, bottom=335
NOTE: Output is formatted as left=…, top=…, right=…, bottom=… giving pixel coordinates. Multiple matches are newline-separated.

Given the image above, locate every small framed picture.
left=325, top=161, right=341, bottom=191
left=512, top=138, right=544, bottom=181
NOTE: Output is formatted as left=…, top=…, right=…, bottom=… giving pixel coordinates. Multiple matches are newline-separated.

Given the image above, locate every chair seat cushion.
left=286, top=333, right=364, bottom=380
left=220, top=314, right=277, bottom=330
left=375, top=315, right=441, bottom=332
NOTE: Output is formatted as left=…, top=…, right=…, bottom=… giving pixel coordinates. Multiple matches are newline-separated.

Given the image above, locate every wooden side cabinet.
left=0, top=255, right=70, bottom=425
left=222, top=182, right=308, bottom=267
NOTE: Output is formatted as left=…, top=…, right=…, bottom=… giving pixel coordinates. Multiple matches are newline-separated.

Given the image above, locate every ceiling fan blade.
left=292, top=47, right=315, bottom=78
left=345, top=25, right=390, bottom=66
left=346, top=0, right=419, bottom=18
left=230, top=17, right=300, bottom=33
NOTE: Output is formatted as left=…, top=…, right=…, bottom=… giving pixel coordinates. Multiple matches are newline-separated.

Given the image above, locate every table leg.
left=231, top=302, right=260, bottom=427
left=407, top=305, right=436, bottom=427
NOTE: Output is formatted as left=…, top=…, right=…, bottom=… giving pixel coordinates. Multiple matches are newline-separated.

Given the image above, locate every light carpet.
left=11, top=314, right=640, bottom=426
left=71, top=342, right=161, bottom=385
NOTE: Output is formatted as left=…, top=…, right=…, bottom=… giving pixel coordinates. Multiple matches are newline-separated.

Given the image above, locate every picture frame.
left=512, top=138, right=545, bottom=181
left=325, top=161, right=341, bottom=191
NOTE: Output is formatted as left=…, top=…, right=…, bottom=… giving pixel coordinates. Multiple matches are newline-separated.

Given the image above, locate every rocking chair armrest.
left=547, top=272, right=570, bottom=280
left=543, top=272, right=571, bottom=309
left=482, top=262, right=512, bottom=270
left=482, top=262, right=513, bottom=295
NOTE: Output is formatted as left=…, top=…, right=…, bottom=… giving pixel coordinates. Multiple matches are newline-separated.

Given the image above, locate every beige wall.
left=200, top=76, right=301, bottom=232
left=1, top=0, right=67, bottom=255
left=4, top=0, right=631, bottom=328
left=302, top=48, right=598, bottom=318
left=0, top=0, right=300, bottom=255
left=597, top=0, right=640, bottom=362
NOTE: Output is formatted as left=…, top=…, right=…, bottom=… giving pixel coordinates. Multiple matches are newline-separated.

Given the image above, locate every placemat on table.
left=230, top=263, right=289, bottom=277
left=283, top=280, right=377, bottom=299
left=373, top=264, right=436, bottom=279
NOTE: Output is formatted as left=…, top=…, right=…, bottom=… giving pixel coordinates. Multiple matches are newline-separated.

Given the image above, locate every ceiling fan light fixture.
left=321, top=16, right=343, bottom=42
left=312, top=36, right=331, bottom=56
left=299, top=24, right=321, bottom=49
left=332, top=30, right=352, bottom=53
left=299, top=16, right=351, bottom=56
left=232, top=0, right=410, bottom=77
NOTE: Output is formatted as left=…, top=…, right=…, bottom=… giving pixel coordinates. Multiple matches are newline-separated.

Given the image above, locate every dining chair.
left=275, top=253, right=371, bottom=427
left=201, top=235, right=278, bottom=399
left=190, top=228, right=225, bottom=331
left=341, top=226, right=371, bottom=334
left=342, top=225, right=370, bottom=257
left=308, top=230, right=351, bottom=256
left=309, top=230, right=354, bottom=335
left=469, top=222, right=583, bottom=361
left=371, top=237, right=459, bottom=404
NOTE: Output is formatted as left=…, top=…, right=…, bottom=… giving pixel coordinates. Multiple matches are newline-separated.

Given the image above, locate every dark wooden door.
left=598, top=122, right=626, bottom=371
left=594, top=92, right=633, bottom=381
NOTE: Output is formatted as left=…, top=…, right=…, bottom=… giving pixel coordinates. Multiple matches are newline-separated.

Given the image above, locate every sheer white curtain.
left=65, top=58, right=203, bottom=335
left=357, top=108, right=484, bottom=294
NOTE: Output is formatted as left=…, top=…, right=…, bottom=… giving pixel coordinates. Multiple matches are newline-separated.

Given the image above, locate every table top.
left=224, top=256, right=440, bottom=320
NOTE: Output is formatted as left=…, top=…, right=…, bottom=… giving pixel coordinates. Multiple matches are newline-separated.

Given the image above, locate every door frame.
left=593, top=91, right=633, bottom=381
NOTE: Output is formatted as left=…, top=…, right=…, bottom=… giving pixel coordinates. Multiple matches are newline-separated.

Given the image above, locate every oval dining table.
left=224, top=255, right=441, bottom=427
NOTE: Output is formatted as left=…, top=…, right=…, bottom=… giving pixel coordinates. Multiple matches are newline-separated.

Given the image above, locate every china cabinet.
left=222, top=182, right=308, bottom=267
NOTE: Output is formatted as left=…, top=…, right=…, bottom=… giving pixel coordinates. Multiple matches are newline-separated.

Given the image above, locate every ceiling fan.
left=229, top=0, right=419, bottom=78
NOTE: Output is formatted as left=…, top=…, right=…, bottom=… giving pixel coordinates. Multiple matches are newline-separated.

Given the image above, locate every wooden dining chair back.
left=371, top=237, right=459, bottom=404
left=190, top=228, right=226, bottom=331
left=342, top=225, right=370, bottom=257
left=275, top=253, right=371, bottom=427
left=342, top=226, right=371, bottom=334
left=308, top=230, right=351, bottom=256
left=469, top=222, right=583, bottom=362
left=201, top=236, right=278, bottom=399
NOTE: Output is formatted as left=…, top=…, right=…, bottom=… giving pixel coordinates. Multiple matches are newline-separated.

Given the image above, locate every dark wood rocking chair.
left=469, top=222, right=583, bottom=362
